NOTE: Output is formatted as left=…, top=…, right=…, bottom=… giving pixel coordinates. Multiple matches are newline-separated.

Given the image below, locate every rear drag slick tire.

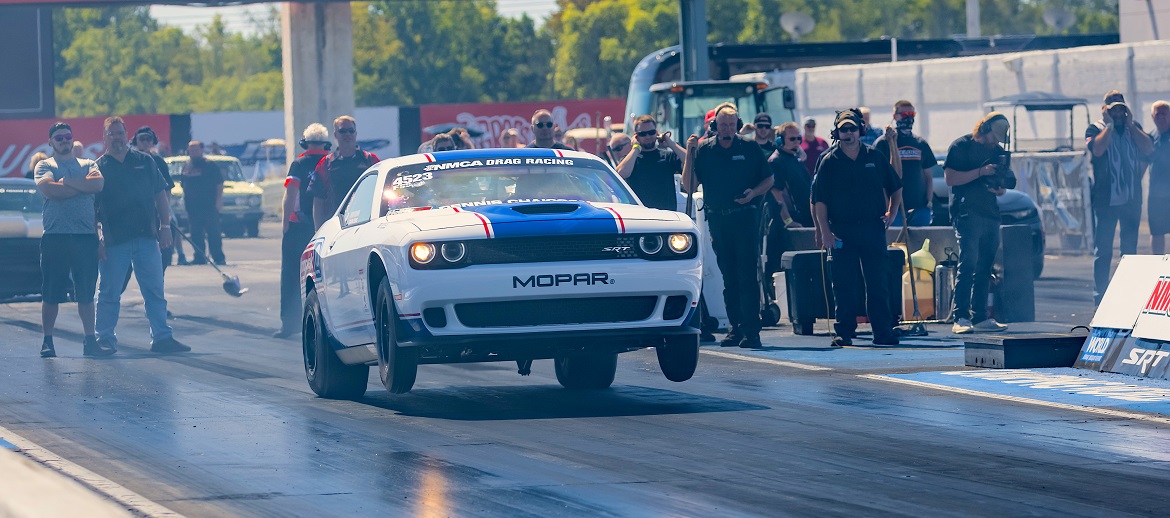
left=554, top=353, right=617, bottom=390
left=303, top=290, right=369, bottom=399
left=657, top=335, right=699, bottom=382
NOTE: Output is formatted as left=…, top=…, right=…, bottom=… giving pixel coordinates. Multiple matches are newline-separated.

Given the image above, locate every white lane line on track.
left=700, top=349, right=833, bottom=371
left=859, top=374, right=1170, bottom=425
left=0, top=424, right=184, bottom=518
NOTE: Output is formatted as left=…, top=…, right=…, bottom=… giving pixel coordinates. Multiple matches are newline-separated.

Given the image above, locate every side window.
left=340, top=174, right=378, bottom=227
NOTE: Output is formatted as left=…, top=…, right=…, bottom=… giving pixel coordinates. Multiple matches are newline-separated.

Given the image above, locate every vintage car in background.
left=166, top=155, right=265, bottom=238
left=0, top=178, right=45, bottom=299
left=301, top=148, right=703, bottom=398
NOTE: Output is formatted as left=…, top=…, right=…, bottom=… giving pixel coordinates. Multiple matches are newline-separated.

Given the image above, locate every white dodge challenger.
left=301, top=148, right=702, bottom=397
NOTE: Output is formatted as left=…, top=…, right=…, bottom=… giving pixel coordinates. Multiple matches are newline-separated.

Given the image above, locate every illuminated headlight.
left=410, top=243, right=436, bottom=264
left=1006, top=209, right=1034, bottom=220
left=668, top=233, right=693, bottom=254
left=248, top=195, right=262, bottom=207
left=639, top=235, right=663, bottom=255
left=440, top=242, right=465, bottom=263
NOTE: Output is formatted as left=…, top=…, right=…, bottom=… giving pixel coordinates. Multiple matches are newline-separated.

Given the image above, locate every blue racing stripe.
left=464, top=203, right=619, bottom=238
left=0, top=437, right=17, bottom=450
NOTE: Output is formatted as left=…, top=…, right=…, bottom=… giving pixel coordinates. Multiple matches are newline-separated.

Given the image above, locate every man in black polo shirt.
left=95, top=116, right=189, bottom=354
left=310, top=115, right=381, bottom=229
left=812, top=109, right=902, bottom=346
left=682, top=105, right=773, bottom=349
left=763, top=121, right=808, bottom=288
left=615, top=115, right=685, bottom=211
left=944, top=112, right=1015, bottom=334
left=132, top=126, right=185, bottom=268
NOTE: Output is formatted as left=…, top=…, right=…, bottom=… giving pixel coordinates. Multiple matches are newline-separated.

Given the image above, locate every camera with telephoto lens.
left=982, top=153, right=1014, bottom=191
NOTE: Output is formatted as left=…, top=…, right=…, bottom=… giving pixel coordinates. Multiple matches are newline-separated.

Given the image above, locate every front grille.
left=465, top=235, right=640, bottom=264
left=455, top=296, right=658, bottom=328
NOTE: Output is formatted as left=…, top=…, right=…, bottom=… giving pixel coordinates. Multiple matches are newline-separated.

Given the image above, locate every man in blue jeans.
left=95, top=116, right=190, bottom=354
left=944, top=112, right=1015, bottom=334
left=1085, top=91, right=1154, bottom=304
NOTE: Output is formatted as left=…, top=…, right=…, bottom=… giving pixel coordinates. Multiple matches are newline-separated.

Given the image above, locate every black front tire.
left=303, top=290, right=369, bottom=399
left=245, top=219, right=260, bottom=238
left=554, top=353, right=617, bottom=390
left=376, top=278, right=418, bottom=394
left=657, top=335, right=699, bottom=382
left=223, top=224, right=245, bottom=239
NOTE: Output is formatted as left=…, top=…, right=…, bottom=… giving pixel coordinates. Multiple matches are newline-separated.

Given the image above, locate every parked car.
left=301, top=148, right=703, bottom=398
left=166, top=155, right=265, bottom=238
left=930, top=159, right=1046, bottom=278
left=0, top=178, right=45, bottom=298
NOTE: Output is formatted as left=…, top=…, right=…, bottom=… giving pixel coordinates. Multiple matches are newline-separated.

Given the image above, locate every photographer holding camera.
left=1086, top=90, right=1154, bottom=304
left=616, top=115, right=687, bottom=211
left=944, top=112, right=1016, bottom=334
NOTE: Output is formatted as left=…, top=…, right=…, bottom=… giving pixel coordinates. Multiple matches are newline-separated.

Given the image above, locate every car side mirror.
left=783, top=90, right=796, bottom=110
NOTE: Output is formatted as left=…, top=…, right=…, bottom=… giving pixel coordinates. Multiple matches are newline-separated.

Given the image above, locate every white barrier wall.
left=796, top=41, right=1170, bottom=153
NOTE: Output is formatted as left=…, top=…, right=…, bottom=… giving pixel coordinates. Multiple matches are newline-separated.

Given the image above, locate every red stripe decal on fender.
left=424, top=154, right=434, bottom=162
left=604, top=206, right=626, bottom=233
left=472, top=212, right=493, bottom=238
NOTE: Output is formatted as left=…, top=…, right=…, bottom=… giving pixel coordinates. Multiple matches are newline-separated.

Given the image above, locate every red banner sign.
left=0, top=114, right=170, bottom=177
left=419, top=98, right=624, bottom=153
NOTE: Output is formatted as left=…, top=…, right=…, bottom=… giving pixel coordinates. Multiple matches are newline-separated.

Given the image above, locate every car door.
left=319, top=173, right=380, bottom=346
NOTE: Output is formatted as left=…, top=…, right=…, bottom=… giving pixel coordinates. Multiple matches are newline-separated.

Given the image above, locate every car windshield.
left=0, top=185, right=43, bottom=214
left=382, top=159, right=637, bottom=215
left=169, top=159, right=246, bottom=182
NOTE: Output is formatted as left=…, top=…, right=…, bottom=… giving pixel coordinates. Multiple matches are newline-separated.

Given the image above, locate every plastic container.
left=902, top=268, right=935, bottom=320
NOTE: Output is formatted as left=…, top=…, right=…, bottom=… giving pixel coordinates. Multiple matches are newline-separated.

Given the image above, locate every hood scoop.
left=509, top=203, right=581, bottom=215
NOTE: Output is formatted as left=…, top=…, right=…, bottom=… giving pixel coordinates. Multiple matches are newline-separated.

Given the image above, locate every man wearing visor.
left=944, top=112, right=1016, bottom=334
left=1085, top=90, right=1154, bottom=303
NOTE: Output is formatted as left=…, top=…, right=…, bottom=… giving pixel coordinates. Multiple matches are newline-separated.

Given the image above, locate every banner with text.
left=0, top=114, right=170, bottom=177
left=419, top=98, right=624, bottom=151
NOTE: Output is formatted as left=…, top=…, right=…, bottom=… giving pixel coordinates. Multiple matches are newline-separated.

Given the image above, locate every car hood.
left=0, top=210, right=43, bottom=238
left=392, top=202, right=688, bottom=238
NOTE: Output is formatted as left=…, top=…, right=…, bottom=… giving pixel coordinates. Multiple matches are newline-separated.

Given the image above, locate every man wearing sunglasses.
left=615, top=115, right=686, bottom=211
left=133, top=126, right=184, bottom=269
left=33, top=121, right=107, bottom=358
left=812, top=109, right=902, bottom=347
left=605, top=133, right=632, bottom=168
left=525, top=110, right=572, bottom=150
left=873, top=101, right=938, bottom=227
left=310, top=115, right=381, bottom=230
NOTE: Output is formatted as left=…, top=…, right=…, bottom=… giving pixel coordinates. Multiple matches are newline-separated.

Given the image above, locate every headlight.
left=410, top=243, right=435, bottom=264
left=440, top=242, right=465, bottom=263
left=1006, top=209, right=1034, bottom=220
left=639, top=235, right=663, bottom=255
left=248, top=195, right=262, bottom=207
left=668, top=233, right=693, bottom=254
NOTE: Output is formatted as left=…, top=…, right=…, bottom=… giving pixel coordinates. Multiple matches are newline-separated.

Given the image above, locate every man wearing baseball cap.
left=812, top=109, right=902, bottom=346
left=133, top=126, right=184, bottom=269
left=801, top=116, right=829, bottom=178
left=1086, top=90, right=1154, bottom=303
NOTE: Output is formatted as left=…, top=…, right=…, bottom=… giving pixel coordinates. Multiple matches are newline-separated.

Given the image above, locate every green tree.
left=353, top=0, right=553, bottom=106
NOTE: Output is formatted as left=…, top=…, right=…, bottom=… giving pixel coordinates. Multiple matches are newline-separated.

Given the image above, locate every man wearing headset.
left=133, top=126, right=185, bottom=268
left=274, top=123, right=332, bottom=339
left=944, top=112, right=1015, bottom=335
left=682, top=103, right=773, bottom=349
left=812, top=109, right=902, bottom=347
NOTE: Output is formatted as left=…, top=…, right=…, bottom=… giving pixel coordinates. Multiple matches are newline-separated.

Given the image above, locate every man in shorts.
left=33, top=121, right=112, bottom=357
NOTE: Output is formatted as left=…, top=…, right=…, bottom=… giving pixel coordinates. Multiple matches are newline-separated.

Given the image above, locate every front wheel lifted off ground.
left=657, top=334, right=699, bottom=382
left=303, top=290, right=369, bottom=399
left=376, top=278, right=418, bottom=394
left=554, top=352, right=617, bottom=390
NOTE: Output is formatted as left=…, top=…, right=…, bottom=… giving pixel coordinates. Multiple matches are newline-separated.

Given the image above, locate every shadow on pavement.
left=359, top=384, right=768, bottom=421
